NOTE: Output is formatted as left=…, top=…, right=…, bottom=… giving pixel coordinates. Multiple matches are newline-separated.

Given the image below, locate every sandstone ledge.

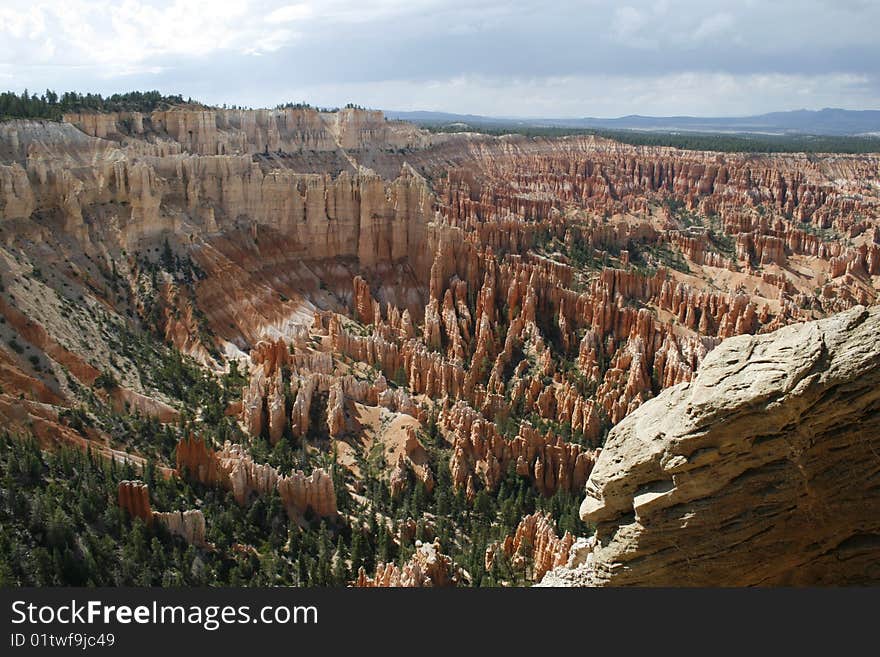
left=543, top=305, right=880, bottom=586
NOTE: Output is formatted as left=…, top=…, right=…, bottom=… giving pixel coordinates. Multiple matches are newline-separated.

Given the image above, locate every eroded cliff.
left=540, top=305, right=880, bottom=586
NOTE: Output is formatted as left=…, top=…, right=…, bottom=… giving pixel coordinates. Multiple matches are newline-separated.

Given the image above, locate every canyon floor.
left=1, top=106, right=878, bottom=586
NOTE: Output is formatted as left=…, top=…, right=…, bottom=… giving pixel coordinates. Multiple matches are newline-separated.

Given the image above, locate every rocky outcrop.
left=64, top=107, right=437, bottom=156
left=238, top=332, right=422, bottom=442
left=117, top=480, right=207, bottom=547
left=153, top=510, right=208, bottom=547
left=326, top=379, right=346, bottom=437
left=1, top=121, right=435, bottom=269
left=443, top=401, right=597, bottom=497
left=353, top=539, right=458, bottom=587
left=352, top=275, right=379, bottom=325
left=276, top=468, right=338, bottom=520
left=485, top=512, right=574, bottom=582
left=117, top=480, right=153, bottom=523
left=543, top=305, right=880, bottom=586
left=389, top=426, right=435, bottom=498
left=175, top=436, right=337, bottom=520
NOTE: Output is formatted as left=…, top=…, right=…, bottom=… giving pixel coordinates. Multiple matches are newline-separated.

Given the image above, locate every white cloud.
left=283, top=72, right=879, bottom=117
left=692, top=12, right=734, bottom=41
left=0, top=0, right=310, bottom=75
left=0, top=1, right=877, bottom=115
left=266, top=4, right=313, bottom=23
left=0, top=0, right=451, bottom=76
left=611, top=6, right=654, bottom=47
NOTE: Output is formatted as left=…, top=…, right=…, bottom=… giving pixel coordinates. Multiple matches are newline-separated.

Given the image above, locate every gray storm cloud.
left=0, top=0, right=877, bottom=116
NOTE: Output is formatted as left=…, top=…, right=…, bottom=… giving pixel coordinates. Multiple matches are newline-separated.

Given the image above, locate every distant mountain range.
left=384, top=108, right=880, bottom=137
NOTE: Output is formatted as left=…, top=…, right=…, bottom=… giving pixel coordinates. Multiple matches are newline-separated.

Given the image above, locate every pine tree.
left=332, top=536, right=348, bottom=585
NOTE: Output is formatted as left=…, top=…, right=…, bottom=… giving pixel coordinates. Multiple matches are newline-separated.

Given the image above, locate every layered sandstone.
left=117, top=480, right=153, bottom=523
left=63, top=107, right=438, bottom=156
left=0, top=121, right=435, bottom=273
left=175, top=436, right=337, bottom=520
left=542, top=305, right=880, bottom=586
left=117, top=480, right=207, bottom=546
left=153, top=509, right=208, bottom=547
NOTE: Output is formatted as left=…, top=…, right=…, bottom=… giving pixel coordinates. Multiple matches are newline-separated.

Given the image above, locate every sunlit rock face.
left=118, top=480, right=207, bottom=547
left=541, top=306, right=880, bottom=586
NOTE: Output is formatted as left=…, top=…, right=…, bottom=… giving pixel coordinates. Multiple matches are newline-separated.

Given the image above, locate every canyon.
left=1, top=105, right=878, bottom=586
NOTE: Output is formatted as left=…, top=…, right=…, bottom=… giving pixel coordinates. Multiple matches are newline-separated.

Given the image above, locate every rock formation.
left=443, top=401, right=597, bottom=498
left=117, top=480, right=207, bottom=547
left=175, top=436, right=337, bottom=520
left=354, top=539, right=458, bottom=587
left=237, top=335, right=420, bottom=443
left=153, top=509, right=208, bottom=547
left=117, top=480, right=154, bottom=524
left=541, top=305, right=880, bottom=586
left=485, top=512, right=574, bottom=582
left=389, top=426, right=435, bottom=498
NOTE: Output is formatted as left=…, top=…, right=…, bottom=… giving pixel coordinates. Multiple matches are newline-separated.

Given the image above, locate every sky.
left=0, top=0, right=878, bottom=117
